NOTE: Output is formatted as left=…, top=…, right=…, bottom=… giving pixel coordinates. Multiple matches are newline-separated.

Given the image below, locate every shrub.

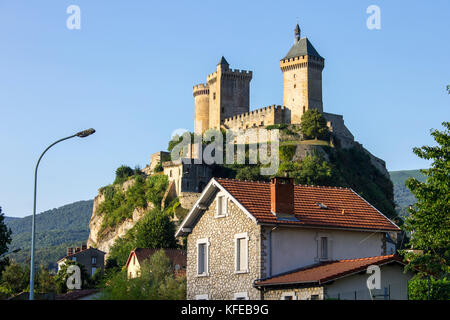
left=114, top=165, right=134, bottom=185
left=408, top=277, right=450, bottom=300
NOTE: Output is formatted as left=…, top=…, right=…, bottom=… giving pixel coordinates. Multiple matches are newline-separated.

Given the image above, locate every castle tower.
left=280, top=24, right=325, bottom=123
left=193, top=84, right=210, bottom=134
left=207, top=56, right=252, bottom=130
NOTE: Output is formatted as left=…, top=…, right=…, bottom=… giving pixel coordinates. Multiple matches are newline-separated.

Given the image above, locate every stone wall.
left=222, top=105, right=287, bottom=131
left=263, top=286, right=324, bottom=300
left=186, top=195, right=262, bottom=300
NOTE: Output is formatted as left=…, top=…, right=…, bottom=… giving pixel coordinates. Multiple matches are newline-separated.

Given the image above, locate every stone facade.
left=222, top=105, right=288, bottom=131
left=263, top=286, right=324, bottom=300
left=193, top=57, right=252, bottom=134
left=162, top=160, right=212, bottom=196
left=281, top=54, right=324, bottom=123
left=186, top=194, right=262, bottom=300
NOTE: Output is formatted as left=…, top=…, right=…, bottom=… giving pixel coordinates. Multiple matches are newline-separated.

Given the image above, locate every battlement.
left=221, top=105, right=287, bottom=131
left=280, top=55, right=324, bottom=72
left=207, top=68, right=253, bottom=82
left=193, top=83, right=210, bottom=97
left=280, top=54, right=324, bottom=64
left=223, top=105, right=284, bottom=122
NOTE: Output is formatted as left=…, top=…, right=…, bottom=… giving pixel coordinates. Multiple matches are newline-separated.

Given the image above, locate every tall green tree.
left=0, top=206, right=12, bottom=279
left=402, top=122, right=450, bottom=279
left=300, top=109, right=329, bottom=140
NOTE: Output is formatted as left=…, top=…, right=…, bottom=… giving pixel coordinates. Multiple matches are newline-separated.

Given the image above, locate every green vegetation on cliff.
left=97, top=170, right=169, bottom=238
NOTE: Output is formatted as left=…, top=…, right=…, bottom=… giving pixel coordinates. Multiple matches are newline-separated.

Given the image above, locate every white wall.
left=270, top=227, right=384, bottom=275
left=324, top=263, right=414, bottom=300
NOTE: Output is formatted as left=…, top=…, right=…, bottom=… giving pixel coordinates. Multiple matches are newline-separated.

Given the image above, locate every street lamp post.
left=29, top=128, right=95, bottom=300
left=0, top=248, right=21, bottom=259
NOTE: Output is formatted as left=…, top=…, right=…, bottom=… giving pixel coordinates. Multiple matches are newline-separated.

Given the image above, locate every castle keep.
left=193, top=24, right=328, bottom=134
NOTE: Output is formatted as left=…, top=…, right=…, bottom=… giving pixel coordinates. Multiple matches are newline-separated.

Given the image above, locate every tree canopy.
left=300, top=109, right=329, bottom=140
left=402, top=122, right=450, bottom=279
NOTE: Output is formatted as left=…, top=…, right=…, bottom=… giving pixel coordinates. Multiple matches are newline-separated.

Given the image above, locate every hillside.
left=4, top=200, right=93, bottom=271
left=389, top=169, right=426, bottom=217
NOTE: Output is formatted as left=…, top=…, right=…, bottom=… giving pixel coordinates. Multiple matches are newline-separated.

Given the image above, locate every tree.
left=300, top=109, right=329, bottom=140
left=278, top=154, right=333, bottom=185
left=0, top=262, right=29, bottom=294
left=100, top=250, right=185, bottom=300
left=36, top=264, right=56, bottom=293
left=107, top=208, right=177, bottom=268
left=402, top=122, right=450, bottom=281
left=0, top=207, right=12, bottom=279
left=134, top=209, right=177, bottom=250
left=114, top=165, right=135, bottom=184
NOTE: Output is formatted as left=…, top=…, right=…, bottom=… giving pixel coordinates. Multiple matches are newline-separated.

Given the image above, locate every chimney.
left=270, top=176, right=295, bottom=219
left=67, top=247, right=73, bottom=256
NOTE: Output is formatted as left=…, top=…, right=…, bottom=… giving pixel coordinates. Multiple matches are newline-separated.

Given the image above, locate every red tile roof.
left=255, top=254, right=404, bottom=286
left=216, top=178, right=399, bottom=232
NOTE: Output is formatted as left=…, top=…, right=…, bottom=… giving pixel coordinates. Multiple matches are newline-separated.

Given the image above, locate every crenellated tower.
left=193, top=84, right=210, bottom=135
left=280, top=24, right=325, bottom=123
left=206, top=57, right=252, bottom=130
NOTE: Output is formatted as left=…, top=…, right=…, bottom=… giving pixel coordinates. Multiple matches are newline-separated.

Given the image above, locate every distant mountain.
left=4, top=200, right=93, bottom=271
left=389, top=169, right=426, bottom=217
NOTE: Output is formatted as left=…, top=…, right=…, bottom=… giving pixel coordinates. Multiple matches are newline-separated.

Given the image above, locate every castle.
left=193, top=24, right=353, bottom=146
left=142, top=24, right=389, bottom=197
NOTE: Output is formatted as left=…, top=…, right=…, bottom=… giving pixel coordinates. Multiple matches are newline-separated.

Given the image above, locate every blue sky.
left=0, top=0, right=449, bottom=217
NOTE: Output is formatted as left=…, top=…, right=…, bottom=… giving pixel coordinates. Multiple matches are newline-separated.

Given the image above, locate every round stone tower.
left=193, top=83, right=210, bottom=135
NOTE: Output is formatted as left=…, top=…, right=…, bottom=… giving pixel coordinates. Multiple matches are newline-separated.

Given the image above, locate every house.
left=126, top=248, right=187, bottom=279
left=57, top=245, right=105, bottom=277
left=175, top=177, right=414, bottom=300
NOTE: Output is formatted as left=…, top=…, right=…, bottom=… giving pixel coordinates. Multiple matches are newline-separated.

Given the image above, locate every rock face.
left=86, top=178, right=153, bottom=259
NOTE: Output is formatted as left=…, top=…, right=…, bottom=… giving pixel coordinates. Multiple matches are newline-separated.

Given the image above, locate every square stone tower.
left=206, top=57, right=252, bottom=130
left=280, top=24, right=325, bottom=124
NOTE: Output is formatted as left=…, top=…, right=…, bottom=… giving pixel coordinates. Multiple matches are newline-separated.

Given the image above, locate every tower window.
left=293, top=74, right=297, bottom=78
left=294, top=84, right=296, bottom=88
left=213, top=93, right=216, bottom=100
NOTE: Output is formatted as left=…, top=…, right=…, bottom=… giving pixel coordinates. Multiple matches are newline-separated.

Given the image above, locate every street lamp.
left=29, top=128, right=95, bottom=300
left=0, top=248, right=21, bottom=259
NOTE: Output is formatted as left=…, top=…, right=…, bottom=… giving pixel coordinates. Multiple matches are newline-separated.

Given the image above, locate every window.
left=281, top=292, right=297, bottom=300
left=213, top=92, right=216, bottom=100
left=92, top=257, right=97, bottom=265
left=234, top=292, right=249, bottom=300
left=316, top=233, right=332, bottom=261
left=197, top=238, right=210, bottom=276
left=235, top=233, right=249, bottom=273
left=216, top=194, right=227, bottom=217
left=91, top=267, right=97, bottom=276
left=195, top=294, right=209, bottom=300
left=72, top=257, right=77, bottom=262
left=320, top=237, right=328, bottom=259
left=310, top=294, right=319, bottom=300
left=133, top=255, right=136, bottom=265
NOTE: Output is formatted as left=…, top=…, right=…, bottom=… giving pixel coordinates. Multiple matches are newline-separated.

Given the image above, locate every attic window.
left=316, top=202, right=328, bottom=209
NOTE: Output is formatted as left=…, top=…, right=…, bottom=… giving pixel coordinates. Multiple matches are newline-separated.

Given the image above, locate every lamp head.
left=76, top=128, right=96, bottom=138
